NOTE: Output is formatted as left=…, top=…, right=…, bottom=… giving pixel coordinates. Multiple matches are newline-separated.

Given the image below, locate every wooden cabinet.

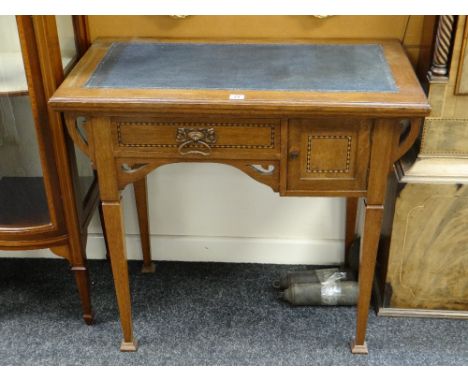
left=375, top=16, right=468, bottom=319
left=0, top=16, right=99, bottom=323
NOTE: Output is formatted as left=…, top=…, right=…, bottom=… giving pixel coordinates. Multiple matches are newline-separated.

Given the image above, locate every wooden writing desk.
left=50, top=39, right=430, bottom=353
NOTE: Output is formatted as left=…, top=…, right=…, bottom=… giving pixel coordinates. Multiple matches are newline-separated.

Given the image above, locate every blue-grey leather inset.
left=86, top=42, right=398, bottom=92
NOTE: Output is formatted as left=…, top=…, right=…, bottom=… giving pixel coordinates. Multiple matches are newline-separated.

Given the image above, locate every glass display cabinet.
left=0, top=16, right=99, bottom=324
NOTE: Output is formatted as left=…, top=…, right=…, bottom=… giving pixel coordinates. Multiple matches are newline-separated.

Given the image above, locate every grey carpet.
left=0, top=259, right=466, bottom=365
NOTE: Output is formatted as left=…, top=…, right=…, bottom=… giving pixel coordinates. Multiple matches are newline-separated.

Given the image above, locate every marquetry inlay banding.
left=116, top=121, right=276, bottom=150
left=306, top=135, right=352, bottom=173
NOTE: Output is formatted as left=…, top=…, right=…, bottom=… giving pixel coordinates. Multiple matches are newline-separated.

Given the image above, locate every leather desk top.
left=85, top=42, right=398, bottom=93
left=49, top=39, right=430, bottom=117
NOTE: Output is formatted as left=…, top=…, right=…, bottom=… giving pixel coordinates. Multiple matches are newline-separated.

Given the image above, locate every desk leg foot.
left=120, top=339, right=138, bottom=352
left=71, top=265, right=94, bottom=326
left=83, top=313, right=94, bottom=325
left=141, top=262, right=156, bottom=273
left=350, top=339, right=368, bottom=354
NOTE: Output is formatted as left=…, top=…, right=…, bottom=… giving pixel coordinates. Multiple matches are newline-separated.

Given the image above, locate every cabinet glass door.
left=0, top=16, right=50, bottom=228
left=56, top=15, right=78, bottom=72
left=56, top=16, right=95, bottom=204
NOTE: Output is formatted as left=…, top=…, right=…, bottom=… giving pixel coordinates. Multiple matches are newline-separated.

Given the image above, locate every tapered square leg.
left=72, top=266, right=94, bottom=325
left=133, top=177, right=155, bottom=273
left=52, top=244, right=94, bottom=325
left=93, top=117, right=138, bottom=351
left=352, top=204, right=383, bottom=355
left=350, top=120, right=397, bottom=354
left=102, top=200, right=137, bottom=351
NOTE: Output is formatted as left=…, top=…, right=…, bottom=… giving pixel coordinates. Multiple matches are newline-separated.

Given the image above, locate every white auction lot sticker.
left=229, top=94, right=245, bottom=100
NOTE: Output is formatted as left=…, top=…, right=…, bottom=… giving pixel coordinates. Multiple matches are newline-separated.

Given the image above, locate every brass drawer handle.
left=176, top=127, right=216, bottom=156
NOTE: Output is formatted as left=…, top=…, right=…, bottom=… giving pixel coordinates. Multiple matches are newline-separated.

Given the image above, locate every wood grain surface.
left=386, top=183, right=468, bottom=311
left=50, top=37, right=430, bottom=353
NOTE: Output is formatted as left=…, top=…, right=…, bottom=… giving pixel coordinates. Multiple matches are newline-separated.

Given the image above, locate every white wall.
left=0, top=16, right=21, bottom=53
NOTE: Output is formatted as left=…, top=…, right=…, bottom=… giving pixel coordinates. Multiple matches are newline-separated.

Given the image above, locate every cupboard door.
left=287, top=118, right=371, bottom=193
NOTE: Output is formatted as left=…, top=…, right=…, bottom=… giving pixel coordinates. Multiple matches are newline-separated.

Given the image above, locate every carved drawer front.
left=287, top=119, right=371, bottom=192
left=113, top=118, right=280, bottom=159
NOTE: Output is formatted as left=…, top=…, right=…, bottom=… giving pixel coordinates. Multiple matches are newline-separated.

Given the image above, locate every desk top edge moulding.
left=49, top=38, right=430, bottom=354
left=50, top=38, right=429, bottom=117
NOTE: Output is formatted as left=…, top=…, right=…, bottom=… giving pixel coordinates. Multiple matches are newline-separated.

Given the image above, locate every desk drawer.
left=287, top=118, right=370, bottom=192
left=113, top=118, right=280, bottom=159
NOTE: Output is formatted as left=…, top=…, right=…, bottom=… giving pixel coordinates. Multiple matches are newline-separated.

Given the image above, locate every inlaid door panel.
left=287, top=118, right=371, bottom=192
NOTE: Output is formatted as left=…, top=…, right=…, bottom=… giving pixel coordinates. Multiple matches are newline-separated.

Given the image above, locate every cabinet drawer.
left=113, top=117, right=280, bottom=159
left=287, top=118, right=370, bottom=192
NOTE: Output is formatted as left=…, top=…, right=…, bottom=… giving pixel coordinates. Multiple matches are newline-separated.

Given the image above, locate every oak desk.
left=50, top=39, right=430, bottom=353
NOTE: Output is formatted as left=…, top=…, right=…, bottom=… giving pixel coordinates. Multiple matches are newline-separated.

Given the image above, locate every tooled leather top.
left=85, top=42, right=398, bottom=93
